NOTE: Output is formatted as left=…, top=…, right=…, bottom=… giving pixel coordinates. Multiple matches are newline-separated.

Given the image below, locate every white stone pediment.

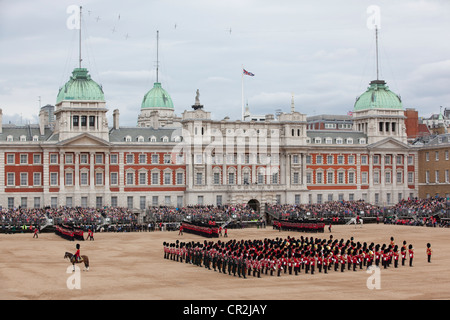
left=57, top=133, right=110, bottom=147
left=367, top=137, right=409, bottom=150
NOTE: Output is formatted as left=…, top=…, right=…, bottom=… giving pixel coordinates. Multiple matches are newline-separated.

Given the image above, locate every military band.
left=163, top=235, right=419, bottom=278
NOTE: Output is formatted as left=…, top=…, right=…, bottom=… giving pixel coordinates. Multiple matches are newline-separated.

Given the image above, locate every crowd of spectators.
left=1, top=197, right=448, bottom=233
left=266, top=200, right=383, bottom=219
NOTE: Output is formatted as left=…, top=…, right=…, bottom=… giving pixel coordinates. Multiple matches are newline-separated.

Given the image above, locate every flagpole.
left=241, top=65, right=244, bottom=121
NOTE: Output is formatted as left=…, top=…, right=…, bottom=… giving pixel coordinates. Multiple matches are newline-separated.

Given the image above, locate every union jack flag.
left=243, top=69, right=255, bottom=76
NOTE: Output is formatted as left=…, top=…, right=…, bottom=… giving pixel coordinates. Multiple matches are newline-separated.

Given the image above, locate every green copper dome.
left=354, top=80, right=403, bottom=112
left=56, top=68, right=105, bottom=104
left=141, top=82, right=174, bottom=109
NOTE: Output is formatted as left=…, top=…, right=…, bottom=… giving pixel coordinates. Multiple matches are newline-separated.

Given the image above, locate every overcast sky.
left=0, top=0, right=449, bottom=126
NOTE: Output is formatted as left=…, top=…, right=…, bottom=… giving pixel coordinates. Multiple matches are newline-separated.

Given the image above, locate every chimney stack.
left=113, top=109, right=119, bottom=130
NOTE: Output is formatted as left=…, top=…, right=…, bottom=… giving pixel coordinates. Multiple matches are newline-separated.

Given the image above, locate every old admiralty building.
left=0, top=64, right=420, bottom=211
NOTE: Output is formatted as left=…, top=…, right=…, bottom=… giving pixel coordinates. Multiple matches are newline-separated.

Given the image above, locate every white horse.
left=347, top=217, right=363, bottom=228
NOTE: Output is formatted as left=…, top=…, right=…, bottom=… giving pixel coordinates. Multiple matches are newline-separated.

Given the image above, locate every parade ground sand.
left=1, top=224, right=449, bottom=300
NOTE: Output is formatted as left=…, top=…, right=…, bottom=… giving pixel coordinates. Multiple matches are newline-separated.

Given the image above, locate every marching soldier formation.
left=163, top=235, right=418, bottom=279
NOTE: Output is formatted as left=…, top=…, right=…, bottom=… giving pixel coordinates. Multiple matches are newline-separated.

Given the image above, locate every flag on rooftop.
left=243, top=69, right=255, bottom=76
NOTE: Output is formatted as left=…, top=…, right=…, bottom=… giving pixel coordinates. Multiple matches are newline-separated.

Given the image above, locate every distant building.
left=415, top=133, right=450, bottom=199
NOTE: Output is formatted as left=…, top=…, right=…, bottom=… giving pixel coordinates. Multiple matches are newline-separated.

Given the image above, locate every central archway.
left=247, top=199, right=260, bottom=213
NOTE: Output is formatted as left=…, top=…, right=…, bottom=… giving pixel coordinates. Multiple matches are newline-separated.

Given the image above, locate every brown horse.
left=64, top=252, right=90, bottom=271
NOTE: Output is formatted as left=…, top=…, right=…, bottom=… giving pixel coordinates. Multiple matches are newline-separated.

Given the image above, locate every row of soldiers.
left=163, top=235, right=416, bottom=278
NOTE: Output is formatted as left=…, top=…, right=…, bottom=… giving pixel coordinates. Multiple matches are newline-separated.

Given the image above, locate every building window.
left=126, top=154, right=134, bottom=164
left=34, top=197, right=40, bottom=208
left=348, top=155, right=355, bottom=165
left=306, top=172, right=312, bottom=184
left=95, top=172, right=103, bottom=185
left=140, top=196, right=146, bottom=210
left=127, top=197, right=133, bottom=209
left=20, top=154, right=28, bottom=164
left=316, top=172, right=323, bottom=184
left=327, top=172, right=333, bottom=184
left=272, top=172, right=278, bottom=184
left=111, top=196, right=117, bottom=207
left=177, top=172, right=184, bottom=185
left=396, top=172, right=403, bottom=184
left=33, top=172, right=41, bottom=186
left=373, top=155, right=380, bottom=165
left=7, top=154, right=14, bottom=164
left=316, top=155, right=323, bottom=164
left=258, top=172, right=264, bottom=184
left=8, top=197, right=14, bottom=209
left=213, top=172, right=221, bottom=185
left=20, top=173, right=28, bottom=186
left=373, top=171, right=380, bottom=184
left=96, top=197, right=103, bottom=209
left=50, top=172, right=58, bottom=186
left=50, top=154, right=58, bottom=164
left=138, top=154, right=146, bottom=164
left=327, top=155, right=333, bottom=164
left=348, top=171, right=355, bottom=184
left=65, top=172, right=73, bottom=186
left=408, top=172, right=414, bottom=184
left=164, top=172, right=172, bottom=185
left=152, top=172, right=159, bottom=185
left=196, top=172, right=203, bottom=185
left=65, top=154, right=73, bottom=164
left=33, top=154, right=41, bottom=164
left=177, top=195, right=183, bottom=207
left=293, top=172, right=300, bottom=184
left=228, top=172, right=235, bottom=185
left=126, top=172, right=134, bottom=185
left=110, top=154, right=118, bottom=164
left=385, top=171, right=391, bottom=184
left=337, top=155, right=344, bottom=164
left=151, top=154, right=159, bottom=164
left=79, top=172, right=87, bottom=186
left=80, top=154, right=88, bottom=164
left=361, top=155, right=368, bottom=165
left=110, top=172, right=118, bottom=185
left=95, top=154, right=103, bottom=164
left=337, top=172, right=344, bottom=184
left=164, top=154, right=171, bottom=164
left=139, top=172, right=147, bottom=185
left=385, top=155, right=391, bottom=165
left=306, top=155, right=312, bottom=164
left=7, top=173, right=14, bottom=186
left=362, top=172, right=368, bottom=184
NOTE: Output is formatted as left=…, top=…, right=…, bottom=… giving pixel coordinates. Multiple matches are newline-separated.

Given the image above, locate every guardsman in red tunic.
left=317, top=253, right=323, bottom=273
left=393, top=246, right=399, bottom=268
left=310, top=252, right=316, bottom=275
left=409, top=244, right=414, bottom=267
left=426, top=243, right=432, bottom=263
left=401, top=247, right=407, bottom=266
